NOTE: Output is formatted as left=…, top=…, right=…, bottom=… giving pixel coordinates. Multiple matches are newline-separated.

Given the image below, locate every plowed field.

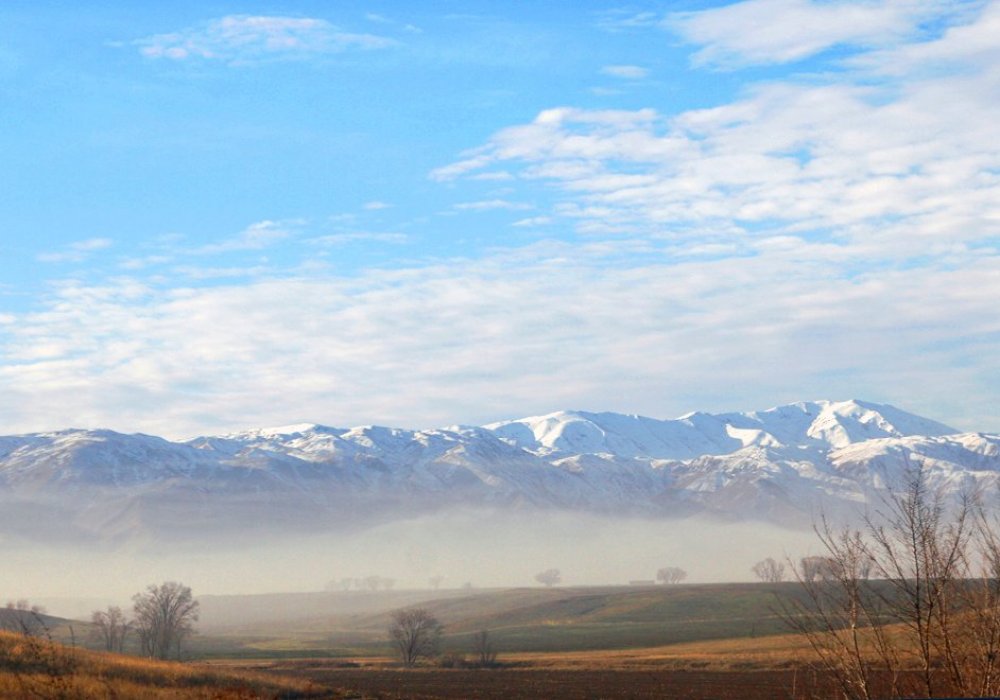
left=266, top=667, right=831, bottom=699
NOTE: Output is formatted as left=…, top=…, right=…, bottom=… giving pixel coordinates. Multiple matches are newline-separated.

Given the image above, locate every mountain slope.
left=0, top=400, right=991, bottom=544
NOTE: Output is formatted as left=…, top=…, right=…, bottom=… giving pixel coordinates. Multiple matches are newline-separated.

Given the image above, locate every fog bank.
left=3, top=509, right=819, bottom=616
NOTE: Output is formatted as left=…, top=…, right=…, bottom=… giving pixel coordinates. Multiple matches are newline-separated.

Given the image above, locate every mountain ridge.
left=0, top=399, right=992, bottom=545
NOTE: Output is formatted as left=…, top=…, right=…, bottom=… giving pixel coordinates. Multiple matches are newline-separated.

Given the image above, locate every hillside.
left=0, top=630, right=329, bottom=698
left=192, top=583, right=812, bottom=657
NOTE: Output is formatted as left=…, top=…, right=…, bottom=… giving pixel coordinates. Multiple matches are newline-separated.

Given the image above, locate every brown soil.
left=254, top=666, right=832, bottom=699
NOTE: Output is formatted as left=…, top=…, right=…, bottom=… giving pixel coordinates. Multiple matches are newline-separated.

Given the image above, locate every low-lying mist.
left=5, top=509, right=819, bottom=618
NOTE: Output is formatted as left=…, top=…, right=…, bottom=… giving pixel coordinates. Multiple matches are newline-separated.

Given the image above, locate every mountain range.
left=1, top=400, right=997, bottom=545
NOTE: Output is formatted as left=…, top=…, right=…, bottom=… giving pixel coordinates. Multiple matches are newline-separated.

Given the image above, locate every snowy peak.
left=484, top=409, right=743, bottom=460
left=718, top=400, right=954, bottom=449
left=484, top=400, right=956, bottom=459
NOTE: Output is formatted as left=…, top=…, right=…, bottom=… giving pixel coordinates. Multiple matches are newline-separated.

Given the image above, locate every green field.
left=190, top=583, right=808, bottom=658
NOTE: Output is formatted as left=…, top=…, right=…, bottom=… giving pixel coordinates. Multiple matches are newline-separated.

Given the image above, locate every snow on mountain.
left=0, top=400, right=988, bottom=544
left=485, top=400, right=956, bottom=458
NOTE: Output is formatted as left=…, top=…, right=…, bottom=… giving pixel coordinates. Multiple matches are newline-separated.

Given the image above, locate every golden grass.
left=213, top=632, right=819, bottom=677
left=226, top=624, right=929, bottom=674
left=493, top=631, right=818, bottom=671
left=0, top=630, right=335, bottom=698
left=487, top=618, right=962, bottom=674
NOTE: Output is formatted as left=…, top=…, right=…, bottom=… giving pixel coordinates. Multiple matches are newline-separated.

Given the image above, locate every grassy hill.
left=0, top=629, right=332, bottom=698
left=193, top=583, right=808, bottom=657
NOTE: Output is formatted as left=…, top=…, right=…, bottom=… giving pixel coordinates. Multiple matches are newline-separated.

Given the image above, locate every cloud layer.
left=1, top=229, right=997, bottom=437
left=667, top=0, right=973, bottom=68
left=136, top=15, right=394, bottom=63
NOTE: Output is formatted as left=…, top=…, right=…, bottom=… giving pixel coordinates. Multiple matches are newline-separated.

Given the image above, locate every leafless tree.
left=535, top=569, right=561, bottom=587
left=752, top=557, right=785, bottom=583
left=783, top=465, right=1000, bottom=699
left=428, top=575, right=444, bottom=590
left=388, top=608, right=442, bottom=667
left=473, top=629, right=498, bottom=667
left=91, top=606, right=130, bottom=653
left=656, top=566, right=687, bottom=584
left=784, top=524, right=896, bottom=700
left=132, top=581, right=199, bottom=660
left=800, top=555, right=840, bottom=582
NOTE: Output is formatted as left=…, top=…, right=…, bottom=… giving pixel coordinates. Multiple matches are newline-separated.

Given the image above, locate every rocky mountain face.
left=0, top=400, right=996, bottom=545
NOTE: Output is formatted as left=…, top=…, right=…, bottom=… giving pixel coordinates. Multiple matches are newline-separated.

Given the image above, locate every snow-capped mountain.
left=0, top=400, right=994, bottom=544
left=485, top=400, right=957, bottom=458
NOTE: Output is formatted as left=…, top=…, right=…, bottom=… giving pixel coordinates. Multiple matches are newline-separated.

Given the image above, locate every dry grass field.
left=0, top=630, right=333, bottom=699
left=0, top=624, right=941, bottom=699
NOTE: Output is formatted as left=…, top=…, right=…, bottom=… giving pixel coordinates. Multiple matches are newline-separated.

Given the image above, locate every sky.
left=0, top=0, right=998, bottom=439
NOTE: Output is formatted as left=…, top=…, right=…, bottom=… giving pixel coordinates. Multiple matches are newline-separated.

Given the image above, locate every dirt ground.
left=241, top=665, right=834, bottom=699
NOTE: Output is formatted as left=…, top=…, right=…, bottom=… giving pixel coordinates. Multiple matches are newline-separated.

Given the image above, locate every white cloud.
left=600, top=65, right=649, bottom=79
left=37, top=238, right=112, bottom=264
left=453, top=199, right=533, bottom=212
left=512, top=216, right=553, bottom=227
left=470, top=171, right=515, bottom=182
left=596, top=10, right=662, bottom=32
left=667, top=0, right=965, bottom=68
left=136, top=15, right=395, bottom=64
left=119, top=255, right=173, bottom=271
left=363, top=200, right=392, bottom=210
left=172, top=265, right=270, bottom=280
left=310, top=232, right=408, bottom=246
left=432, top=30, right=1000, bottom=254
left=197, top=220, right=292, bottom=254
left=850, top=1, right=1000, bottom=74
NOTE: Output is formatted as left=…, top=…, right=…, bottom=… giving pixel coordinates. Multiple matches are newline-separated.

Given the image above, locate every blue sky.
left=1, top=0, right=998, bottom=437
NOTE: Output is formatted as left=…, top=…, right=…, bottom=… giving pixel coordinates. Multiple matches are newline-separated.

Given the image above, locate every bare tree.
left=752, top=557, right=786, bottom=583
left=800, top=555, right=839, bottom=582
left=91, top=606, right=130, bottom=653
left=656, top=567, right=687, bottom=585
left=132, top=581, right=199, bottom=660
left=473, top=629, right=498, bottom=667
left=783, top=524, right=896, bottom=700
left=428, top=575, right=444, bottom=590
left=535, top=569, right=561, bottom=587
left=783, top=465, right=1000, bottom=699
left=388, top=608, right=442, bottom=667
